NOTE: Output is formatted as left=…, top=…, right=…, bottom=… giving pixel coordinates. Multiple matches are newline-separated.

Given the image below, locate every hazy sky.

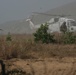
left=0, top=0, right=75, bottom=24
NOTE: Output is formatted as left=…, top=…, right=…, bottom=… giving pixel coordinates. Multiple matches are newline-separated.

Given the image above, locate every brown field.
left=0, top=34, right=76, bottom=75
left=4, top=58, right=76, bottom=75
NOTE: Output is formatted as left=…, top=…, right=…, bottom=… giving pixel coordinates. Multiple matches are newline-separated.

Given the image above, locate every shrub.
left=62, top=32, right=76, bottom=44
left=33, top=23, right=55, bottom=44
left=6, top=32, right=12, bottom=41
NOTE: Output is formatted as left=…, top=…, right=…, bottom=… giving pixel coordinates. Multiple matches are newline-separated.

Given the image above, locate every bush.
left=62, top=32, right=76, bottom=44
left=33, top=23, right=55, bottom=44
left=6, top=32, right=12, bottom=41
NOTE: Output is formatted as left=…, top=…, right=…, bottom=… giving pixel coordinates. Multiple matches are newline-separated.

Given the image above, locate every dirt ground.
left=2, top=57, right=76, bottom=75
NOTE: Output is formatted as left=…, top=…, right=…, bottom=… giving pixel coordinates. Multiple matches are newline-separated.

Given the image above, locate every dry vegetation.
left=4, top=58, right=76, bottom=75
left=0, top=33, right=76, bottom=60
left=0, top=34, right=76, bottom=75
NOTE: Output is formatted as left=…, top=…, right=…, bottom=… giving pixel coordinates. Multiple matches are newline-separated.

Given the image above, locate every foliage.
left=33, top=23, right=55, bottom=43
left=6, top=32, right=12, bottom=41
left=0, top=34, right=76, bottom=59
left=62, top=32, right=76, bottom=44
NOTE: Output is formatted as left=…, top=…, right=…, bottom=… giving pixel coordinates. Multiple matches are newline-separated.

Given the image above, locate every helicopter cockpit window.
left=60, top=22, right=67, bottom=33
left=54, top=18, right=59, bottom=22
left=68, top=20, right=76, bottom=26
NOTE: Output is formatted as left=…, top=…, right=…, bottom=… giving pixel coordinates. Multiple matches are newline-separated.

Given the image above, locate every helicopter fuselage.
left=48, top=17, right=76, bottom=33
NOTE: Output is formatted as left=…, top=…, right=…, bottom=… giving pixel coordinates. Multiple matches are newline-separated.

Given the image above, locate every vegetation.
left=6, top=32, right=12, bottom=41
left=62, top=32, right=76, bottom=44
left=0, top=23, right=75, bottom=59
left=33, top=23, right=55, bottom=43
left=0, top=24, right=76, bottom=75
left=0, top=33, right=75, bottom=60
left=33, top=23, right=76, bottom=44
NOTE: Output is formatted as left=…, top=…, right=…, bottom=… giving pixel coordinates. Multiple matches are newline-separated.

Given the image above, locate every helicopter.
left=26, top=12, right=76, bottom=33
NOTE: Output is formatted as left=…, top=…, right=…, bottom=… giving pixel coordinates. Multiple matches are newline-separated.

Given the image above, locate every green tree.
left=33, top=23, right=55, bottom=43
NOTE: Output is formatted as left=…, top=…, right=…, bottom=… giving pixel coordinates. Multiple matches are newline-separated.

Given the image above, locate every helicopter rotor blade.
left=33, top=12, right=59, bottom=16
left=33, top=12, right=71, bottom=17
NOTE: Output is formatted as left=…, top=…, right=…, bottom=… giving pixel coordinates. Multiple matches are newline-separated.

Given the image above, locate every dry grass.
left=4, top=58, right=76, bottom=75
left=0, top=34, right=76, bottom=60
left=0, top=34, right=76, bottom=75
